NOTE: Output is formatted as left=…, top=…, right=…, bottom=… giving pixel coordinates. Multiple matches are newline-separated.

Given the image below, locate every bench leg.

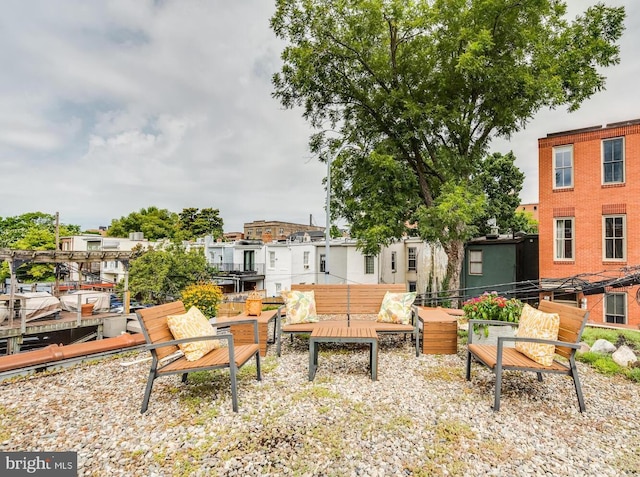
left=493, top=362, right=503, bottom=411
left=141, top=371, right=156, bottom=414
left=570, top=359, right=586, bottom=412
left=308, top=340, right=319, bottom=381
left=256, top=353, right=262, bottom=381
left=229, top=363, right=239, bottom=412
left=465, top=351, right=472, bottom=381
left=370, top=340, right=378, bottom=381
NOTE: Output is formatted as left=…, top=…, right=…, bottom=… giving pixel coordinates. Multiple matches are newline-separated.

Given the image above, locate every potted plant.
left=462, top=292, right=524, bottom=345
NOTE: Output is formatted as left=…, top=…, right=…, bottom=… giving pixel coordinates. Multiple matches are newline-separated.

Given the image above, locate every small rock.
left=612, top=345, right=638, bottom=367
left=590, top=338, right=617, bottom=354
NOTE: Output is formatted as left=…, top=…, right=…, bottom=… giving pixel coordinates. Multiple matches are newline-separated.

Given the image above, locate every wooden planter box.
left=419, top=308, right=458, bottom=355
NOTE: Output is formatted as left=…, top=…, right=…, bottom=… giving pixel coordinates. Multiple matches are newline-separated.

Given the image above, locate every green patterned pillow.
left=167, top=306, right=222, bottom=362
left=281, top=290, right=319, bottom=324
left=376, top=291, right=416, bottom=325
left=515, top=304, right=560, bottom=366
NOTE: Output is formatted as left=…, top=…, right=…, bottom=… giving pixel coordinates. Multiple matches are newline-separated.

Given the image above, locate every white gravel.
left=1, top=336, right=639, bottom=476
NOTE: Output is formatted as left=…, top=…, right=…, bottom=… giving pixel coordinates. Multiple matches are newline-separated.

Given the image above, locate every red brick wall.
left=538, top=122, right=640, bottom=328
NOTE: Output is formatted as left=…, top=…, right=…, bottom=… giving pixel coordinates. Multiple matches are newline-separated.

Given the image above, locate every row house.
left=538, top=118, right=640, bottom=328
left=59, top=233, right=157, bottom=287
left=203, top=234, right=448, bottom=299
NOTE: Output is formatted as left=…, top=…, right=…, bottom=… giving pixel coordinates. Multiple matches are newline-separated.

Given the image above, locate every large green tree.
left=176, top=207, right=224, bottom=241
left=106, top=206, right=179, bottom=241
left=472, top=152, right=525, bottom=236
left=271, top=0, right=625, bottom=300
left=127, top=243, right=210, bottom=304
left=0, top=212, right=81, bottom=282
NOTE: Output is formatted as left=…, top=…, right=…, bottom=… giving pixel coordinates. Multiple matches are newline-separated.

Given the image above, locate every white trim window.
left=269, top=251, right=276, bottom=269
left=605, top=293, right=626, bottom=324
left=603, top=215, right=625, bottom=261
left=303, top=251, right=310, bottom=269
left=408, top=247, right=417, bottom=271
left=468, top=250, right=482, bottom=275
left=391, top=251, right=397, bottom=273
left=365, top=255, right=375, bottom=274
left=553, top=145, right=573, bottom=189
left=602, top=137, right=624, bottom=184
left=554, top=218, right=574, bottom=260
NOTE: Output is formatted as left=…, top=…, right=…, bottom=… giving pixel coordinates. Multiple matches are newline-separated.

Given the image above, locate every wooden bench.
left=465, top=300, right=590, bottom=412
left=276, top=284, right=420, bottom=357
left=136, top=301, right=261, bottom=413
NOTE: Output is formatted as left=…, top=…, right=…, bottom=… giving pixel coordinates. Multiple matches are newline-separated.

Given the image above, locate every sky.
left=1, top=1, right=638, bottom=234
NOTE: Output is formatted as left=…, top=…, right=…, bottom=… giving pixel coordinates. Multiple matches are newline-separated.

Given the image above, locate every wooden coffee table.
left=308, top=326, right=378, bottom=381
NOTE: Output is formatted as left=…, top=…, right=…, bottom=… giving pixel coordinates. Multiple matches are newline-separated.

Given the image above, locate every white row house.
left=204, top=234, right=448, bottom=299
left=60, top=233, right=158, bottom=286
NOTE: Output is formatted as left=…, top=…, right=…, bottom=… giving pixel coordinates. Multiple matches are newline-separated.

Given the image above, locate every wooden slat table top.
left=216, top=308, right=278, bottom=325
left=311, top=326, right=377, bottom=340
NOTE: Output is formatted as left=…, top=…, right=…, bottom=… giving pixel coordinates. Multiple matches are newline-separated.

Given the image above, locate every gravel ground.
left=1, top=336, right=639, bottom=477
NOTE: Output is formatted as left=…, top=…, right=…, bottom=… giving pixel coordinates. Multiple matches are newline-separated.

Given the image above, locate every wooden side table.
left=215, top=308, right=279, bottom=357
left=309, top=326, right=378, bottom=380
left=418, top=308, right=459, bottom=355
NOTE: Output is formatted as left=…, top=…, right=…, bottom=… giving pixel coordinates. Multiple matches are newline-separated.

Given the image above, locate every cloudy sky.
left=1, top=1, right=638, bottom=233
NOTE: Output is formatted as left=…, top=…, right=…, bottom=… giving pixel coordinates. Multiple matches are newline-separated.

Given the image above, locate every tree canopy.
left=271, top=0, right=625, bottom=298
left=472, top=152, right=525, bottom=236
left=106, top=207, right=179, bottom=241
left=0, top=212, right=81, bottom=282
left=127, top=243, right=211, bottom=304
left=107, top=206, right=224, bottom=241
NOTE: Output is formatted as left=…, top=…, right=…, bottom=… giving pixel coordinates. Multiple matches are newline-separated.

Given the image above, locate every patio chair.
left=136, top=301, right=261, bottom=413
left=465, top=300, right=589, bottom=412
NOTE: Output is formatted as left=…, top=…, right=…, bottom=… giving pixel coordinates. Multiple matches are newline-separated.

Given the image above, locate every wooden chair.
left=136, top=301, right=261, bottom=413
left=465, top=300, right=589, bottom=412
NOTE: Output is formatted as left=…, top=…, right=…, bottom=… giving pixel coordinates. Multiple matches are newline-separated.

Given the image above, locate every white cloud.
left=0, top=0, right=637, bottom=232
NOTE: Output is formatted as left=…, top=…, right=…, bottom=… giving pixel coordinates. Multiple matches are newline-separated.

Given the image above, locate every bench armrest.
left=495, top=335, right=580, bottom=350
left=146, top=333, right=234, bottom=351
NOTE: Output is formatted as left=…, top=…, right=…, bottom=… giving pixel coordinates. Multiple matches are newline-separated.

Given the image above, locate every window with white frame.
left=408, top=281, right=417, bottom=292
left=602, top=137, right=624, bottom=184
left=269, top=251, right=276, bottom=269
left=87, top=240, right=101, bottom=251
left=468, top=250, right=482, bottom=275
left=303, top=251, right=310, bottom=269
left=365, top=255, right=374, bottom=274
left=554, top=218, right=574, bottom=260
left=391, top=251, right=397, bottom=273
left=605, top=293, right=626, bottom=324
left=275, top=283, right=282, bottom=294
left=320, top=254, right=326, bottom=272
left=553, top=145, right=573, bottom=189
left=408, top=247, right=417, bottom=271
left=603, top=215, right=625, bottom=260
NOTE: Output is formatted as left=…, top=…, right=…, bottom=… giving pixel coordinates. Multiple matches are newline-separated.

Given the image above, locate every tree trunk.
left=443, top=238, right=464, bottom=309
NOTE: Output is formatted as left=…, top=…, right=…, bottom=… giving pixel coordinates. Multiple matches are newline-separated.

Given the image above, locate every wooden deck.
left=0, top=310, right=125, bottom=354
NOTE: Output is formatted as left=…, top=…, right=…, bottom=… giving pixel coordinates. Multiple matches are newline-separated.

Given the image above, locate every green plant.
left=462, top=292, right=523, bottom=336
left=180, top=282, right=223, bottom=317
left=462, top=292, right=523, bottom=323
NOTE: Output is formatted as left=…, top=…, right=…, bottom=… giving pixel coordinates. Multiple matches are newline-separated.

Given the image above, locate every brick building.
left=243, top=220, right=324, bottom=242
left=538, top=118, right=640, bottom=328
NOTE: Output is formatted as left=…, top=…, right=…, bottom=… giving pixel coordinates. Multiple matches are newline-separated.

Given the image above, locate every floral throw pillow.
left=167, top=306, right=222, bottom=362
left=281, top=290, right=319, bottom=324
left=376, top=291, right=417, bottom=325
left=515, top=304, right=560, bottom=367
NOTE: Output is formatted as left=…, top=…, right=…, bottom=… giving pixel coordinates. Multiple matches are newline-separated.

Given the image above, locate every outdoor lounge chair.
left=465, top=300, right=589, bottom=412
left=136, top=301, right=261, bottom=413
